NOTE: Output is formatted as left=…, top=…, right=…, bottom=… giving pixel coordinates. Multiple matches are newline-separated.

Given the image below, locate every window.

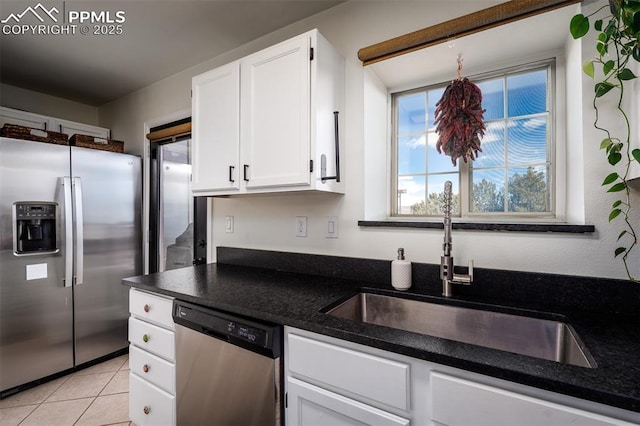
left=392, top=60, right=555, bottom=219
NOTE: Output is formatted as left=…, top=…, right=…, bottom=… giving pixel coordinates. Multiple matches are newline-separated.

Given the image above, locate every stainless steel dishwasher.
left=173, top=300, right=283, bottom=425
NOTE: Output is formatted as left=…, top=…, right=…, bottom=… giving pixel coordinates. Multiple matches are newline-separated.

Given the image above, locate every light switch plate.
left=326, top=216, right=338, bottom=238
left=225, top=216, right=234, bottom=233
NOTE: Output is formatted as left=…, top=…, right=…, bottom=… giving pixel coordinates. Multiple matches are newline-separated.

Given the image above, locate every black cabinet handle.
left=229, top=165, right=235, bottom=183
left=321, top=111, right=341, bottom=183
left=243, top=164, right=249, bottom=182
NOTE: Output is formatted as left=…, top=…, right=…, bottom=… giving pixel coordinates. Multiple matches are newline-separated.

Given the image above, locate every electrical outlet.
left=326, top=216, right=338, bottom=238
left=295, top=216, right=307, bottom=237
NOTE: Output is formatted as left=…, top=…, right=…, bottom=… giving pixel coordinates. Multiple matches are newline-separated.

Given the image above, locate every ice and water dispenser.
left=14, top=202, right=58, bottom=254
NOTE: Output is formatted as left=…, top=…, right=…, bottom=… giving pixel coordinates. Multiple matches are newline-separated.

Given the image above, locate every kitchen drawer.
left=129, top=372, right=175, bottom=426
left=288, top=333, right=410, bottom=411
left=287, top=377, right=410, bottom=426
left=430, top=372, right=632, bottom=426
left=130, top=288, right=174, bottom=330
left=129, top=344, right=175, bottom=394
left=129, top=317, right=175, bottom=362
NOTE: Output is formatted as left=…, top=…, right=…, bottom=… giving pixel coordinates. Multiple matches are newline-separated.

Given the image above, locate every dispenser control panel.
left=13, top=202, right=58, bottom=255
left=15, top=203, right=56, bottom=220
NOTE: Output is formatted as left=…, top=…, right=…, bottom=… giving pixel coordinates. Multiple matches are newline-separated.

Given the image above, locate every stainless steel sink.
left=324, top=293, right=596, bottom=368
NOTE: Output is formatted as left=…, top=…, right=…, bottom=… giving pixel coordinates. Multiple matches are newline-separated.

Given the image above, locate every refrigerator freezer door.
left=0, top=138, right=74, bottom=392
left=71, top=147, right=142, bottom=365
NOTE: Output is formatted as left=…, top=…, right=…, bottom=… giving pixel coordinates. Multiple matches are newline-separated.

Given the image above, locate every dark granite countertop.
left=123, top=259, right=640, bottom=416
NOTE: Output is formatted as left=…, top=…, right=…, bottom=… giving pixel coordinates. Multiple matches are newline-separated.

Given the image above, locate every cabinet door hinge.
left=310, top=47, right=314, bottom=61
left=310, top=159, right=314, bottom=173
left=285, top=392, right=288, bottom=408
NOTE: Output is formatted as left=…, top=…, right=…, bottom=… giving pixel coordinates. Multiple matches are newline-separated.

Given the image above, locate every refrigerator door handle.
left=63, top=177, right=73, bottom=288
left=73, top=177, right=84, bottom=286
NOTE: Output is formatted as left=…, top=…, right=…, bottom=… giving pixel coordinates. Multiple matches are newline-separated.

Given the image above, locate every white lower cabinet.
left=430, top=372, right=635, bottom=426
left=128, top=288, right=176, bottom=426
left=287, top=377, right=409, bottom=426
left=129, top=374, right=175, bottom=426
left=284, top=327, right=638, bottom=426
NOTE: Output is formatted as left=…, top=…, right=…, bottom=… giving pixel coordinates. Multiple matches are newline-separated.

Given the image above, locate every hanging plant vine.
left=570, top=0, right=640, bottom=282
left=434, top=56, right=486, bottom=166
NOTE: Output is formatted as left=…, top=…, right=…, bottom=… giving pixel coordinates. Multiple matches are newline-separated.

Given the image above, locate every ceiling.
left=0, top=0, right=343, bottom=106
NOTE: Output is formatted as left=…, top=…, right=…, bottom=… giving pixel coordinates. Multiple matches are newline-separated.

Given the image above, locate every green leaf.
left=608, top=152, right=622, bottom=165
left=614, top=247, right=626, bottom=257
left=618, top=68, right=637, bottom=80
left=570, top=14, right=590, bottom=39
left=634, top=45, right=640, bottom=62
left=595, top=82, right=615, bottom=97
left=618, top=230, right=628, bottom=241
left=632, top=10, right=640, bottom=33
left=595, top=19, right=603, bottom=31
left=603, top=60, right=616, bottom=75
left=603, top=172, right=619, bottom=184
left=583, top=61, right=595, bottom=79
left=600, top=138, right=614, bottom=150
left=596, top=34, right=609, bottom=56
left=607, top=182, right=627, bottom=192
left=609, top=209, right=622, bottom=221
left=612, top=200, right=622, bottom=208
left=632, top=148, right=640, bottom=164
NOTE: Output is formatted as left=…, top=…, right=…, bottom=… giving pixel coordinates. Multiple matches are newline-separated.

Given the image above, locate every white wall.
left=0, top=83, right=99, bottom=125
left=100, top=0, right=639, bottom=280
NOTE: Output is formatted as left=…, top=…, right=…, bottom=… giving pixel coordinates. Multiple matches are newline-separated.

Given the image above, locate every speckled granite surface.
left=123, top=248, right=640, bottom=414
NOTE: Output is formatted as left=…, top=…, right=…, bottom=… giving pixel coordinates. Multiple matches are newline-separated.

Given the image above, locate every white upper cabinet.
left=192, top=61, right=241, bottom=192
left=241, top=33, right=311, bottom=189
left=56, top=119, right=109, bottom=139
left=0, top=106, right=109, bottom=139
left=0, top=107, right=49, bottom=130
left=191, top=29, right=345, bottom=196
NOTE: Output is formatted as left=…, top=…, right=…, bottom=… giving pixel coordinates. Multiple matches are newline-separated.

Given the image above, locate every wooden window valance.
left=357, top=0, right=582, bottom=66
left=146, top=122, right=191, bottom=143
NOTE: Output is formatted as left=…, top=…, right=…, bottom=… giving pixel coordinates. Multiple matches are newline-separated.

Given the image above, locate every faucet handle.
left=453, top=259, right=473, bottom=285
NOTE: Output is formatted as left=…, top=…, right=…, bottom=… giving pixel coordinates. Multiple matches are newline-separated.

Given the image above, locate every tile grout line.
left=4, top=356, right=130, bottom=426
left=72, top=395, right=98, bottom=426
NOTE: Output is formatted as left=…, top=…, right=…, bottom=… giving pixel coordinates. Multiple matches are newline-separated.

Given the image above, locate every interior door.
left=71, top=146, right=142, bottom=365
left=158, top=140, right=193, bottom=271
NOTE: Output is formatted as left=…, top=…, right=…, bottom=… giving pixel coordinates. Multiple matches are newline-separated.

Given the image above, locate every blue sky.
left=395, top=68, right=549, bottom=214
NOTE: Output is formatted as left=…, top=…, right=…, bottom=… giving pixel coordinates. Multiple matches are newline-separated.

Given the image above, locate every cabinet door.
left=192, top=61, right=240, bottom=192
left=431, top=372, right=633, bottom=426
left=241, top=34, right=311, bottom=189
left=0, top=107, right=49, bottom=130
left=129, top=373, right=175, bottom=426
left=287, top=377, right=410, bottom=426
left=57, top=119, right=109, bottom=138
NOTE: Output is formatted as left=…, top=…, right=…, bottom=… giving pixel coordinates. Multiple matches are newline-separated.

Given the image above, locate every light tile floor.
left=0, top=354, right=131, bottom=426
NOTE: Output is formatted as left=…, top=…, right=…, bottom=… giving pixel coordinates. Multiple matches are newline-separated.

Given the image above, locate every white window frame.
left=390, top=58, right=566, bottom=222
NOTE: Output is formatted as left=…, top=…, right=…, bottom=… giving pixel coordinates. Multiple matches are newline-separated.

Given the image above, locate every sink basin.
left=324, top=292, right=595, bottom=368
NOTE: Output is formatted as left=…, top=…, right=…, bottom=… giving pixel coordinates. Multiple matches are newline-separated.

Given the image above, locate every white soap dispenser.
left=391, top=248, right=412, bottom=291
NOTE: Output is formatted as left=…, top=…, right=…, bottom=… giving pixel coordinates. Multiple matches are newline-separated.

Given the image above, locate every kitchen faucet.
left=440, top=181, right=473, bottom=297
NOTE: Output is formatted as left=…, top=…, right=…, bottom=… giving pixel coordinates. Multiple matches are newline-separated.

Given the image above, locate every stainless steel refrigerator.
left=0, top=137, right=142, bottom=393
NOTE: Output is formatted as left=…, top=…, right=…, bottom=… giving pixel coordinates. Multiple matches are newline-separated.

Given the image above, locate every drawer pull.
left=142, top=334, right=150, bottom=343
left=143, top=304, right=150, bottom=313
left=142, top=364, right=150, bottom=373
left=143, top=406, right=151, bottom=415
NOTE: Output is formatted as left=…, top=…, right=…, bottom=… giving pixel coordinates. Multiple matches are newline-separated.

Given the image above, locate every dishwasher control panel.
left=173, top=300, right=282, bottom=358
left=222, top=316, right=268, bottom=346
